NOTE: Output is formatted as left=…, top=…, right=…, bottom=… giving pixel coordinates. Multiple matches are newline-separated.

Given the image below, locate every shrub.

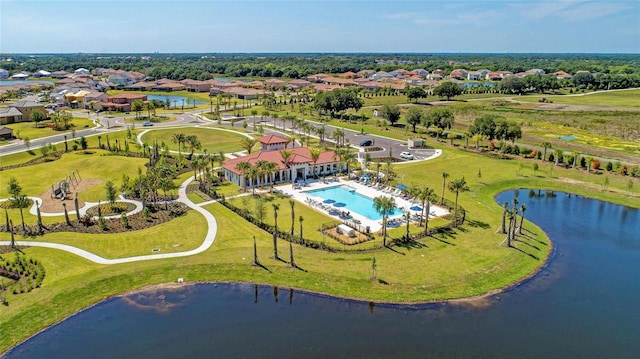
left=620, top=165, right=628, bottom=176
left=548, top=153, right=554, bottom=163
left=591, top=159, right=601, bottom=171
left=98, top=215, right=107, bottom=231
left=606, top=162, right=613, bottom=171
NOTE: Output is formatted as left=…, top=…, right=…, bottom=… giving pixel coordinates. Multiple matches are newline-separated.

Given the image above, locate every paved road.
left=0, top=177, right=218, bottom=264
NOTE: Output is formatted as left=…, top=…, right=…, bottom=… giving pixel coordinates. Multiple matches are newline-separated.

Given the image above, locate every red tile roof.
left=223, top=147, right=337, bottom=175
left=257, top=134, right=289, bottom=144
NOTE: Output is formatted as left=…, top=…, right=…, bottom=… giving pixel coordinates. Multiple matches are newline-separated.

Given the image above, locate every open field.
left=1, top=118, right=95, bottom=143
left=516, top=89, right=640, bottom=108
left=140, top=127, right=254, bottom=154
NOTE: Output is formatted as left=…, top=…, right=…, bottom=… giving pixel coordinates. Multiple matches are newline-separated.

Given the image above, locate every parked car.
left=360, top=139, right=373, bottom=147
left=400, top=151, right=414, bottom=160
left=142, top=121, right=153, bottom=127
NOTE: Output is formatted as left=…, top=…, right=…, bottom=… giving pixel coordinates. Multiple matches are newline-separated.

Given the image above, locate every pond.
left=146, top=94, right=206, bottom=106
left=0, top=80, right=54, bottom=86
left=5, top=190, right=640, bottom=358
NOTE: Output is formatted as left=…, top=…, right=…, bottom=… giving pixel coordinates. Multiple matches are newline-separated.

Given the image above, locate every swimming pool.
left=304, top=185, right=403, bottom=221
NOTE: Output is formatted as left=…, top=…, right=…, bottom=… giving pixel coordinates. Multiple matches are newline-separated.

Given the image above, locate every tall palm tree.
left=279, top=149, right=293, bottom=182
left=373, top=195, right=396, bottom=247
left=298, top=215, right=304, bottom=243
left=256, top=160, right=277, bottom=189
left=541, top=142, right=552, bottom=162
left=240, top=137, right=257, bottom=154
left=309, top=147, right=322, bottom=178
left=440, top=172, right=449, bottom=205
left=235, top=161, right=252, bottom=192
left=289, top=200, right=295, bottom=238
left=342, top=151, right=357, bottom=175
left=185, top=135, right=201, bottom=158
left=272, top=203, right=280, bottom=259
left=448, top=177, right=469, bottom=227
left=518, top=204, right=527, bottom=234
left=171, top=133, right=186, bottom=158
left=500, top=201, right=509, bottom=234
left=246, top=166, right=260, bottom=195
left=11, top=195, right=29, bottom=234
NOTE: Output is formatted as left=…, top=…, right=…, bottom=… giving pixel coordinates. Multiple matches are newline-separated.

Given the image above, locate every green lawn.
left=1, top=210, right=207, bottom=259
left=140, top=127, right=255, bottom=154
left=0, top=150, right=147, bottom=201
left=516, top=89, right=640, bottom=108
left=3, top=118, right=95, bottom=142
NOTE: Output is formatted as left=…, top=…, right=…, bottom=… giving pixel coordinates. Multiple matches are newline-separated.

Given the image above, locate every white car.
left=400, top=151, right=414, bottom=160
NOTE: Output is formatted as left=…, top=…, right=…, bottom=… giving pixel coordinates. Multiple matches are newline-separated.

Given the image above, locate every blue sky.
left=1, top=0, right=638, bottom=53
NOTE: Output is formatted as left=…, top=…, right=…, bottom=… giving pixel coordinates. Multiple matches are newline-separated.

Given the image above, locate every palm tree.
left=246, top=166, right=260, bottom=195
left=298, top=215, right=304, bottom=243
left=440, top=172, right=449, bottom=205
left=171, top=133, right=186, bottom=158
left=448, top=177, right=469, bottom=227
left=472, top=134, right=483, bottom=150
left=240, top=137, right=257, bottom=154
left=185, top=135, right=201, bottom=158
left=11, top=195, right=29, bottom=234
left=541, top=142, right=552, bottom=161
left=256, top=160, right=277, bottom=189
left=235, top=161, right=252, bottom=192
left=412, top=186, right=434, bottom=228
left=373, top=195, right=396, bottom=247
left=553, top=148, right=563, bottom=166
left=289, top=200, right=295, bottom=238
left=500, top=201, right=509, bottom=234
left=309, top=147, right=322, bottom=178
left=518, top=204, right=527, bottom=234
left=279, top=149, right=293, bottom=182
left=342, top=151, right=357, bottom=175
left=272, top=203, right=280, bottom=259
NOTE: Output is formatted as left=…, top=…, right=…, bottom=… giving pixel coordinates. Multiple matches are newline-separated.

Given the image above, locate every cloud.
left=519, top=0, right=631, bottom=22
left=386, top=7, right=504, bottom=27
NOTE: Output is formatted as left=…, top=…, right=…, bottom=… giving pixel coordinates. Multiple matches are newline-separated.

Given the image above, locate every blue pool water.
left=147, top=94, right=206, bottom=105
left=305, top=185, right=403, bottom=220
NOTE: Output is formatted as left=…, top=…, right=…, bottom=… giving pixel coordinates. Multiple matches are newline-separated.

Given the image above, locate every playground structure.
left=51, top=169, right=81, bottom=200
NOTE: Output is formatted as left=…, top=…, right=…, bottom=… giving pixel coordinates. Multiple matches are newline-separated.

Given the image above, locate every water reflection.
left=121, top=285, right=194, bottom=313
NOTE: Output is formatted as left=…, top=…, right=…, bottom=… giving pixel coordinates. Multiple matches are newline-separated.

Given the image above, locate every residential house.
left=222, top=134, right=344, bottom=188
left=356, top=70, right=375, bottom=78
left=525, top=69, right=545, bottom=76
left=340, top=71, right=357, bottom=78
left=32, top=70, right=51, bottom=78
left=554, top=70, right=573, bottom=80
left=264, top=78, right=286, bottom=89
left=74, top=68, right=90, bottom=76
left=286, top=79, right=312, bottom=90
left=64, top=90, right=92, bottom=108
left=50, top=70, right=70, bottom=79
left=0, top=125, right=14, bottom=139
left=152, top=81, right=186, bottom=92
left=0, top=68, right=9, bottom=79
left=449, top=69, right=468, bottom=80
left=182, top=79, right=211, bottom=92
left=0, top=107, right=23, bottom=125
left=389, top=69, right=409, bottom=78
left=370, top=71, right=394, bottom=81
left=100, top=93, right=147, bottom=112
left=83, top=92, right=108, bottom=109
left=107, top=71, right=145, bottom=87
left=306, top=73, right=331, bottom=83
left=223, top=87, right=266, bottom=100
left=412, top=68, right=429, bottom=78
left=486, top=72, right=502, bottom=81
left=10, top=72, right=30, bottom=80
left=322, top=76, right=355, bottom=86
left=9, top=100, right=47, bottom=121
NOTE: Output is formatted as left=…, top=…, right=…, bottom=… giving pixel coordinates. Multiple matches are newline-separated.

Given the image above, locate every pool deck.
left=274, top=178, right=449, bottom=233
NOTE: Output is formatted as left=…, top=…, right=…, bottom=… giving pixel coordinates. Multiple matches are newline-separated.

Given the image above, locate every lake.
left=4, top=190, right=640, bottom=358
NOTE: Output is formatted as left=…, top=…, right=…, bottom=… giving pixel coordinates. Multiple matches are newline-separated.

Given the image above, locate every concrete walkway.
left=0, top=176, right=218, bottom=265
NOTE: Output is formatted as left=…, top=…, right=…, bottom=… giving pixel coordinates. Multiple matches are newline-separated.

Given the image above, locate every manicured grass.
left=0, top=150, right=147, bottom=201
left=0, top=150, right=41, bottom=167
left=516, top=89, right=640, bottom=108
left=0, top=210, right=207, bottom=259
left=3, top=118, right=95, bottom=142
left=140, top=127, right=254, bottom=154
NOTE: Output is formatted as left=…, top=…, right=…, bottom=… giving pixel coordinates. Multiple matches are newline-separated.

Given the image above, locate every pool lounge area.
left=276, top=178, right=449, bottom=233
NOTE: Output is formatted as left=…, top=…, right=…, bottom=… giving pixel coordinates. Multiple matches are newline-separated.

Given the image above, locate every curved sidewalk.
left=0, top=176, right=218, bottom=265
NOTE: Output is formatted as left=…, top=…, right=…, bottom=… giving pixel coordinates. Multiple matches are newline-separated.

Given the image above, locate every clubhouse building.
left=223, top=135, right=345, bottom=188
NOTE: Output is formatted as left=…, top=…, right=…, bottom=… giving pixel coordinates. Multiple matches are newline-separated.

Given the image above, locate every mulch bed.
left=0, top=203, right=189, bottom=235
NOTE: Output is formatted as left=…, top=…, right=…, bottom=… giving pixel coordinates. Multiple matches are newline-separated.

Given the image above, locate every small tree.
left=78, top=136, right=88, bottom=153
left=105, top=180, right=117, bottom=208
left=30, top=109, right=46, bottom=128
left=433, top=82, right=463, bottom=101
